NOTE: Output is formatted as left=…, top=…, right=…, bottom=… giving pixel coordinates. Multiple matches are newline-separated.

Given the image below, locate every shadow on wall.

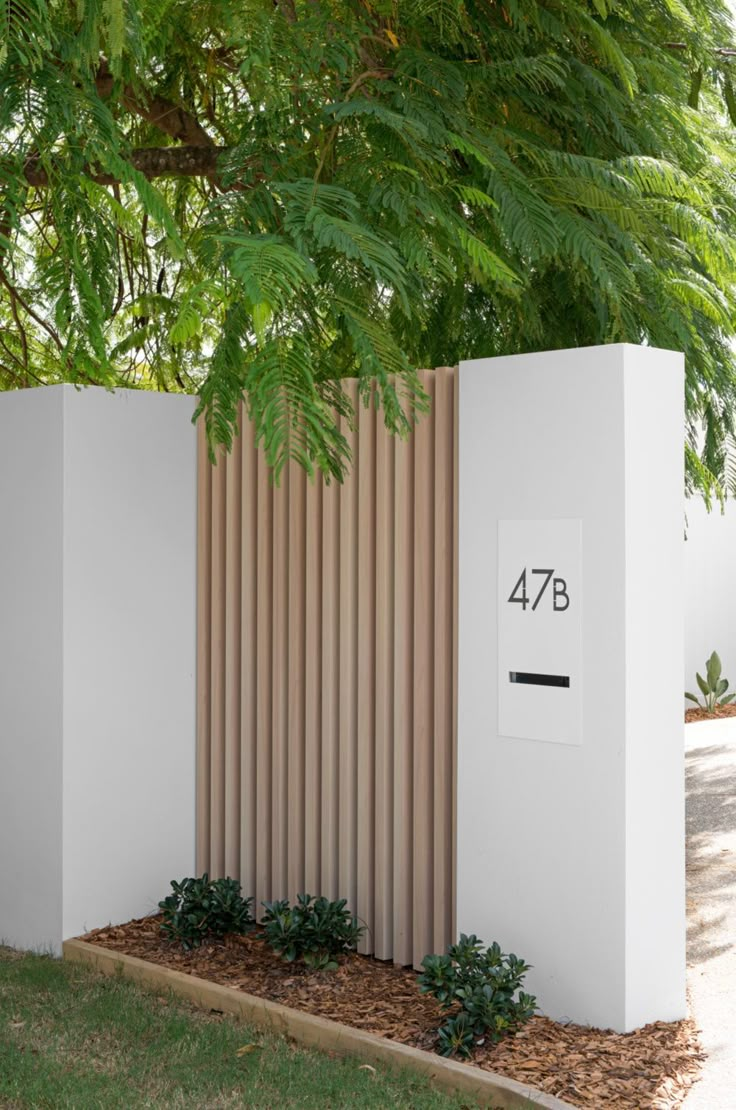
left=686, top=744, right=736, bottom=966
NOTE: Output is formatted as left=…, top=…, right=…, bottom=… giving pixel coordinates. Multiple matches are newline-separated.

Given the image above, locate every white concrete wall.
left=0, top=386, right=197, bottom=952
left=684, top=496, right=736, bottom=700
left=0, top=389, right=64, bottom=951
left=457, top=344, right=684, bottom=1033
left=623, top=349, right=685, bottom=1030
left=62, top=388, right=197, bottom=939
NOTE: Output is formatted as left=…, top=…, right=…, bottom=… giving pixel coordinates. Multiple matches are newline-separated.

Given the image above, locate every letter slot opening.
left=509, top=671, right=570, bottom=688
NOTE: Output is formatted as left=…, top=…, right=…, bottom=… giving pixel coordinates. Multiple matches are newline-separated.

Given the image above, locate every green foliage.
left=3, top=1, right=736, bottom=493
left=159, top=874, right=254, bottom=950
left=261, top=894, right=364, bottom=970
left=685, top=650, right=736, bottom=712
left=418, top=934, right=536, bottom=1059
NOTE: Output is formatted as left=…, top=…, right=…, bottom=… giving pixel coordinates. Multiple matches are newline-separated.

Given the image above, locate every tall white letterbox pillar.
left=0, top=386, right=197, bottom=953
left=457, top=344, right=684, bottom=1033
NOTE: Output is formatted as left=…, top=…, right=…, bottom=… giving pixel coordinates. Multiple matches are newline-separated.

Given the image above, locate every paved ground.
left=684, top=735, right=736, bottom=1108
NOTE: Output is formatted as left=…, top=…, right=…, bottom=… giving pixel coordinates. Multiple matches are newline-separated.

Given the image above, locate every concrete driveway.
left=684, top=732, right=736, bottom=1108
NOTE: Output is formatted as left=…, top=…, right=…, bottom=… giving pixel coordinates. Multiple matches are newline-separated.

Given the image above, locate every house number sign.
left=497, top=519, right=582, bottom=746
left=507, top=568, right=570, bottom=612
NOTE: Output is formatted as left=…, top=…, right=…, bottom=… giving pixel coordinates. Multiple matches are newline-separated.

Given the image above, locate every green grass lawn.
left=0, top=947, right=472, bottom=1109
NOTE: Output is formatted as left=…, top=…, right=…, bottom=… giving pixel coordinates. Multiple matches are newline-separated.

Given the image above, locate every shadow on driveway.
left=686, top=743, right=736, bottom=967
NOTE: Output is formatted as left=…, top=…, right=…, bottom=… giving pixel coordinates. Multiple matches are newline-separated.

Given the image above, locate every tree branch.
left=0, top=268, right=64, bottom=350
left=664, top=42, right=736, bottom=58
left=21, top=145, right=247, bottom=186
left=96, top=61, right=215, bottom=147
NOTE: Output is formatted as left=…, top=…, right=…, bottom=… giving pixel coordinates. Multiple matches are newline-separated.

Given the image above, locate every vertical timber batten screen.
left=197, top=367, right=458, bottom=968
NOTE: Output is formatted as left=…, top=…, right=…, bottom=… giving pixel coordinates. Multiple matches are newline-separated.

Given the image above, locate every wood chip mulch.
left=80, top=916, right=704, bottom=1109
left=685, top=704, right=736, bottom=722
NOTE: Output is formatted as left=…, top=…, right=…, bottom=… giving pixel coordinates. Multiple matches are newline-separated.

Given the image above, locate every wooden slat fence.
left=196, top=367, right=458, bottom=967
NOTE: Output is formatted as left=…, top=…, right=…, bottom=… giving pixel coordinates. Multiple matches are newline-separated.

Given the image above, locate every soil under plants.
left=685, top=703, right=736, bottom=722
left=80, top=916, right=704, bottom=1109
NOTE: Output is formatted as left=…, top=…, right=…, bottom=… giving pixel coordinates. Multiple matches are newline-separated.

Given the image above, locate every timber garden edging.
left=63, top=938, right=576, bottom=1110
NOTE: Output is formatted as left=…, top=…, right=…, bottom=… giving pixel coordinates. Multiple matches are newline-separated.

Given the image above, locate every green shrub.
left=418, top=934, right=537, bottom=1058
left=685, top=650, right=736, bottom=713
left=261, top=894, right=364, bottom=970
left=159, top=874, right=254, bottom=950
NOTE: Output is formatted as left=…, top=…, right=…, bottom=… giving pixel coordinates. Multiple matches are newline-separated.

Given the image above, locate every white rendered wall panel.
left=0, top=388, right=64, bottom=951
left=458, top=344, right=684, bottom=1031
left=458, top=346, right=628, bottom=1028
left=623, top=347, right=685, bottom=1027
left=61, top=387, right=197, bottom=939
left=684, top=496, right=736, bottom=694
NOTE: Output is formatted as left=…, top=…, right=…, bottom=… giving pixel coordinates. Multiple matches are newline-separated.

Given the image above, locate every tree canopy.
left=2, top=0, right=736, bottom=495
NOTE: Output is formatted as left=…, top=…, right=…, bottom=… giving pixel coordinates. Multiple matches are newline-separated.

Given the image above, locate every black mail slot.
left=509, top=671, right=570, bottom=688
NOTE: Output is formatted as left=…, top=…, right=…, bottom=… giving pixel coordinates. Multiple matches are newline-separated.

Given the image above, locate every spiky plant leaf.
left=706, top=651, right=722, bottom=689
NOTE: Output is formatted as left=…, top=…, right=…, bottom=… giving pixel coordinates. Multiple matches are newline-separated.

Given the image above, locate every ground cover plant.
left=160, top=877, right=365, bottom=971
left=260, top=894, right=364, bottom=970
left=0, top=946, right=471, bottom=1110
left=159, top=873, right=254, bottom=949
left=419, top=933, right=537, bottom=1058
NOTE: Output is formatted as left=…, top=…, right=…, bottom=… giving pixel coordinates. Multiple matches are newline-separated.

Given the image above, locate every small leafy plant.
left=159, top=874, right=254, bottom=950
left=261, top=894, right=364, bottom=970
left=418, top=934, right=537, bottom=1058
left=686, top=651, right=736, bottom=713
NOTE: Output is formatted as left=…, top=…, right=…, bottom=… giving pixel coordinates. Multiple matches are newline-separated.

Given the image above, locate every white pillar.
left=456, top=344, right=685, bottom=1032
left=0, top=386, right=197, bottom=953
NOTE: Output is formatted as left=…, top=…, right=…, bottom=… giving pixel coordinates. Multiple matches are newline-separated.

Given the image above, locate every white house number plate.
left=497, top=519, right=582, bottom=746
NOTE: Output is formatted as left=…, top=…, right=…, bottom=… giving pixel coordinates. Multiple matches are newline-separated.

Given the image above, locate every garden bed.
left=78, top=915, right=703, bottom=1109
left=685, top=704, right=736, bottom=722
